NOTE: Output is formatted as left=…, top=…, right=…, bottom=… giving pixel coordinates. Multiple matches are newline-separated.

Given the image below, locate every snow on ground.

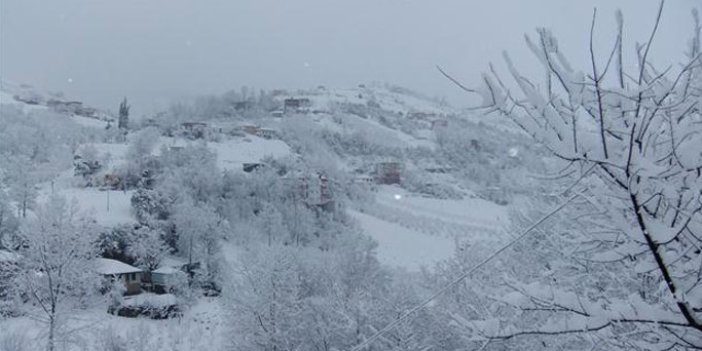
left=349, top=186, right=510, bottom=272
left=30, top=166, right=136, bottom=227
left=209, top=136, right=291, bottom=172
left=85, top=142, right=129, bottom=164
left=72, top=115, right=110, bottom=129
left=349, top=209, right=455, bottom=272
left=0, top=249, right=19, bottom=262
left=0, top=89, right=48, bottom=113
left=302, top=113, right=345, bottom=134
left=152, top=135, right=291, bottom=172
left=341, top=113, right=435, bottom=149
left=375, top=186, right=507, bottom=231
left=0, top=298, right=227, bottom=351
left=57, top=187, right=136, bottom=227
left=295, top=84, right=451, bottom=116
left=0, top=89, right=16, bottom=105
left=27, top=134, right=291, bottom=228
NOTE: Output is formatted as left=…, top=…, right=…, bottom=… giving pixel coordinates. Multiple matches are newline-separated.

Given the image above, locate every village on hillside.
left=1, top=1, right=700, bottom=349
left=0, top=81, right=523, bottom=332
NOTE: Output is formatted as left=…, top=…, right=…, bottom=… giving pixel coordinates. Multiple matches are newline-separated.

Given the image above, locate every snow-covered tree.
left=228, top=246, right=305, bottom=350
left=4, top=155, right=38, bottom=218
left=257, top=202, right=287, bottom=247
left=16, top=195, right=98, bottom=351
left=455, top=3, right=702, bottom=348
left=158, top=143, right=221, bottom=203
left=279, top=195, right=317, bottom=247
left=96, top=224, right=137, bottom=264
left=0, top=189, right=19, bottom=250
left=118, top=98, right=130, bottom=131
left=131, top=187, right=171, bottom=223
left=126, top=225, right=169, bottom=271
left=117, top=127, right=162, bottom=189
left=227, top=235, right=393, bottom=351
left=126, top=127, right=160, bottom=162
left=172, top=200, right=226, bottom=289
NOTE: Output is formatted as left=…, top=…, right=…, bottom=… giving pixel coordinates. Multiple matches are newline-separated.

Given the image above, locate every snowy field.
left=0, top=298, right=226, bottom=351
left=349, top=209, right=455, bottom=271
left=375, top=187, right=507, bottom=231
left=350, top=187, right=509, bottom=271
left=208, top=137, right=291, bottom=172
left=59, top=188, right=136, bottom=227
left=35, top=178, right=136, bottom=227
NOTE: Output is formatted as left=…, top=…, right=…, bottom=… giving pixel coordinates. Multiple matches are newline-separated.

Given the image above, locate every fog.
left=0, top=0, right=695, bottom=116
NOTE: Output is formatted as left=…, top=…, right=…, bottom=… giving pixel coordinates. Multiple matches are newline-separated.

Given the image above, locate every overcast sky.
left=0, top=0, right=696, bottom=116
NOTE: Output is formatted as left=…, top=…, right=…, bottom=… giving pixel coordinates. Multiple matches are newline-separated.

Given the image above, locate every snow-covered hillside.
left=0, top=79, right=114, bottom=126
left=3, top=3, right=697, bottom=349
left=282, top=83, right=452, bottom=115
left=0, top=80, right=519, bottom=268
left=0, top=80, right=521, bottom=350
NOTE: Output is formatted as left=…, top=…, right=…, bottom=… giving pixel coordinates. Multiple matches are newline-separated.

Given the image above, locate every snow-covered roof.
left=95, top=258, right=142, bottom=275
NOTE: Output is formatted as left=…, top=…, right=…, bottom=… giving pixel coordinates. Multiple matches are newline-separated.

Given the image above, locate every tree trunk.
left=188, top=236, right=193, bottom=287
left=47, top=314, right=55, bottom=351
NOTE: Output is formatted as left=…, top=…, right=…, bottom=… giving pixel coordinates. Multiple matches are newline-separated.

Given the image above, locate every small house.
left=96, top=258, right=143, bottom=295
left=375, top=162, right=402, bottom=185
left=76, top=106, right=98, bottom=118
left=150, top=267, right=186, bottom=294
left=270, top=110, right=284, bottom=118
left=256, top=128, right=277, bottom=139
left=240, top=125, right=261, bottom=135
left=284, top=98, right=312, bottom=113
left=284, top=98, right=300, bottom=112
left=355, top=175, right=376, bottom=186
left=210, top=121, right=241, bottom=136
left=284, top=172, right=336, bottom=212
left=47, top=100, right=83, bottom=114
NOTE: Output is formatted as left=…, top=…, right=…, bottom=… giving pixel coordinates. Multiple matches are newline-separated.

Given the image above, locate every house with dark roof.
left=284, top=98, right=312, bottom=113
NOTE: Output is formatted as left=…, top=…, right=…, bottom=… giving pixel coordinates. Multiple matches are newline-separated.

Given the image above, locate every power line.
left=350, top=193, right=581, bottom=351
